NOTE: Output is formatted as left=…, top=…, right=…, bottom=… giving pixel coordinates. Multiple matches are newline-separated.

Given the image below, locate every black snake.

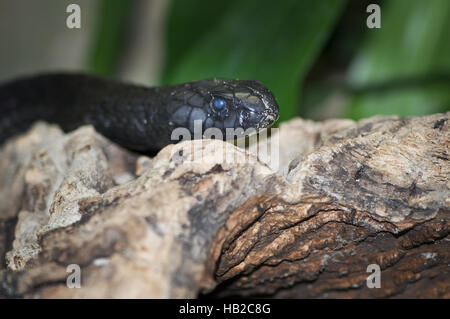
left=0, top=73, right=279, bottom=152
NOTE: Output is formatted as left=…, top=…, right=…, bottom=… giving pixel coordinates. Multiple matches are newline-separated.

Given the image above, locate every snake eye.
left=211, top=97, right=227, bottom=111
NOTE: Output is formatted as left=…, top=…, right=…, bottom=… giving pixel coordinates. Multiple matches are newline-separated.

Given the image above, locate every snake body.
left=0, top=73, right=278, bottom=152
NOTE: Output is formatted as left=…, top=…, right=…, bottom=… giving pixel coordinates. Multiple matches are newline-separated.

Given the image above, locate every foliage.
left=347, top=0, right=450, bottom=118
left=88, top=0, right=449, bottom=122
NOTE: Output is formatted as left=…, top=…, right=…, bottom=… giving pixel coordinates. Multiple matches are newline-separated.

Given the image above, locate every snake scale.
left=0, top=73, right=279, bottom=152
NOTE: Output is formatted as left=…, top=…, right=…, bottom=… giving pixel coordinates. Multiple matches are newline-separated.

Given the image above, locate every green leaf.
left=88, top=0, right=135, bottom=77
left=162, top=0, right=346, bottom=123
left=347, top=0, right=450, bottom=119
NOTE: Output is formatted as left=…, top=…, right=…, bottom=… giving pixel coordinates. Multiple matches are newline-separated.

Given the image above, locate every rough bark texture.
left=0, top=112, right=448, bottom=298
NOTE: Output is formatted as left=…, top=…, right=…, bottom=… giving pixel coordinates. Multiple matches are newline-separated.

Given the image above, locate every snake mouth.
left=254, top=102, right=279, bottom=130
left=250, top=84, right=279, bottom=129
left=262, top=107, right=279, bottom=127
left=237, top=95, right=279, bottom=130
left=235, top=110, right=278, bottom=133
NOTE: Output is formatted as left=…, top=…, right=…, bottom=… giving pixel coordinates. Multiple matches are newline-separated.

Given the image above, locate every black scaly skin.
left=0, top=73, right=279, bottom=152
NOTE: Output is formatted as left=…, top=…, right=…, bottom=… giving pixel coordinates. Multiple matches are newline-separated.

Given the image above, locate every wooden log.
left=0, top=112, right=448, bottom=298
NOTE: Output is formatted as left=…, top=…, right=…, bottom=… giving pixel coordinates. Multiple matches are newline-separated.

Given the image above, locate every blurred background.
left=0, top=0, right=448, bottom=123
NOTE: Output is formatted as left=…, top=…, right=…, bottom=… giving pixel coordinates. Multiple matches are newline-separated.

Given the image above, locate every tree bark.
left=0, top=113, right=448, bottom=298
